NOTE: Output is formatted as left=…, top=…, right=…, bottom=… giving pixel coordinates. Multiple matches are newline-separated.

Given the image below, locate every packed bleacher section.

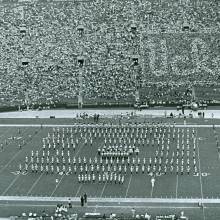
left=0, top=0, right=219, bottom=108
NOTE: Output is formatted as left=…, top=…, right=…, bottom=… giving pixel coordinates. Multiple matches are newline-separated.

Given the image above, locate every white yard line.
left=125, top=175, right=133, bottom=198
left=0, top=150, right=22, bottom=174
left=100, top=181, right=107, bottom=198
left=150, top=186, right=154, bottom=198
left=0, top=127, right=38, bottom=174
left=50, top=174, right=65, bottom=197
left=196, top=130, right=206, bottom=220
left=11, top=129, right=44, bottom=197
left=72, top=138, right=86, bottom=198
left=197, top=132, right=204, bottom=201
left=26, top=173, right=44, bottom=196
left=75, top=185, right=82, bottom=197
left=0, top=127, right=28, bottom=172
left=175, top=175, right=179, bottom=199
left=75, top=142, right=85, bottom=157
left=1, top=175, right=20, bottom=196
left=0, top=128, right=43, bottom=197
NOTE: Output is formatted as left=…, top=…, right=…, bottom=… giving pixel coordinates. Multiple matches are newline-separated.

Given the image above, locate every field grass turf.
left=0, top=119, right=220, bottom=219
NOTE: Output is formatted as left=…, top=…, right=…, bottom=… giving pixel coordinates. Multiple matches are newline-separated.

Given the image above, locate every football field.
left=0, top=119, right=220, bottom=219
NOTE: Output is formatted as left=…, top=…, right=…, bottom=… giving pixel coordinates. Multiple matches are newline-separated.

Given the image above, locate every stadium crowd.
left=15, top=208, right=188, bottom=220
left=0, top=0, right=219, bottom=107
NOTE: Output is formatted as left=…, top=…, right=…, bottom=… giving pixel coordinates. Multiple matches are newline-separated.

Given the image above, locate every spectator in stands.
left=0, top=0, right=219, bottom=108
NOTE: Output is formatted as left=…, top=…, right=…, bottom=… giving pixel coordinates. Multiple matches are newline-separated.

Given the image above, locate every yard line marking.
left=1, top=175, right=20, bottom=196
left=75, top=141, right=85, bottom=157
left=125, top=175, right=132, bottom=198
left=7, top=128, right=44, bottom=197
left=26, top=173, right=44, bottom=196
left=0, top=127, right=39, bottom=174
left=71, top=131, right=91, bottom=197
left=0, top=149, right=22, bottom=174
left=75, top=185, right=82, bottom=197
left=176, top=175, right=178, bottom=199
left=73, top=145, right=98, bottom=199
left=100, top=181, right=107, bottom=198
left=197, top=130, right=206, bottom=220
left=72, top=136, right=87, bottom=198
left=50, top=174, right=65, bottom=197
left=150, top=186, right=154, bottom=198
left=0, top=128, right=43, bottom=197
left=0, top=151, right=21, bottom=173
left=202, top=208, right=206, bottom=220
left=197, top=131, right=204, bottom=200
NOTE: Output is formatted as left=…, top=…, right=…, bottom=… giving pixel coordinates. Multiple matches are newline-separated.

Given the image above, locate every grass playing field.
left=0, top=118, right=220, bottom=219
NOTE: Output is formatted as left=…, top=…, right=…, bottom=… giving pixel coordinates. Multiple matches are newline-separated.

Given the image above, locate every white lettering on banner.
left=191, top=38, right=213, bottom=74
left=144, top=36, right=216, bottom=76
left=147, top=39, right=168, bottom=76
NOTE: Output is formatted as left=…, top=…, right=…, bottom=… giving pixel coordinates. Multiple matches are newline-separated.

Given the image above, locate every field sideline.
left=0, top=108, right=220, bottom=119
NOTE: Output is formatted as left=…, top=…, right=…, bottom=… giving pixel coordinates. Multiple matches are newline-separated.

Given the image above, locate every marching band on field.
left=19, top=123, right=198, bottom=184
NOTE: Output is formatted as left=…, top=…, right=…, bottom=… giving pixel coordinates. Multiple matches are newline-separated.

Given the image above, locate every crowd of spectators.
left=0, top=0, right=219, bottom=108
left=14, top=205, right=188, bottom=220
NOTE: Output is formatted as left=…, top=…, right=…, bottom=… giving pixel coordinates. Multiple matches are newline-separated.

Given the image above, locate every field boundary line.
left=0, top=124, right=220, bottom=128
left=1, top=196, right=220, bottom=203
left=0, top=203, right=205, bottom=209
